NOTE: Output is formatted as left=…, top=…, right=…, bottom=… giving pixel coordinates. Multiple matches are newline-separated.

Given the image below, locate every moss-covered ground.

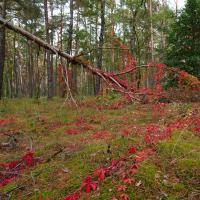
left=0, top=97, right=199, bottom=200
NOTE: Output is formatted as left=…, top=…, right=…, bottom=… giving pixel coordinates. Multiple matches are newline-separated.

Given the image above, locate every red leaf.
left=99, top=169, right=105, bottom=181
left=0, top=152, right=35, bottom=187
left=117, top=185, right=127, bottom=192
left=23, top=152, right=33, bottom=166
left=0, top=118, right=14, bottom=127
left=123, top=178, right=134, bottom=185
left=128, top=147, right=136, bottom=154
left=92, top=131, right=110, bottom=140
left=85, top=185, right=91, bottom=193
left=81, top=176, right=97, bottom=193
left=64, top=192, right=80, bottom=200
left=111, top=160, right=118, bottom=167
left=65, top=129, right=80, bottom=135
left=0, top=177, right=16, bottom=187
left=75, top=117, right=87, bottom=126
left=94, top=167, right=110, bottom=182
left=120, top=194, right=130, bottom=200
left=121, top=129, right=129, bottom=137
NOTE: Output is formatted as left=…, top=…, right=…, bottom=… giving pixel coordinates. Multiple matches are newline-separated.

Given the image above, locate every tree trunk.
left=68, top=0, right=77, bottom=95
left=13, top=32, right=19, bottom=97
left=0, top=0, right=6, bottom=98
left=67, top=0, right=73, bottom=55
left=27, top=40, right=33, bottom=97
left=44, top=0, right=54, bottom=99
left=49, top=0, right=55, bottom=95
left=175, top=0, right=178, bottom=17
left=60, top=0, right=64, bottom=55
left=149, top=0, right=154, bottom=62
left=95, top=0, right=105, bottom=95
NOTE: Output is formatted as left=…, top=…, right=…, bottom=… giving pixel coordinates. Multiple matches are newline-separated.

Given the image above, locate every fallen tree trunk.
left=0, top=17, right=74, bottom=61
left=0, top=17, right=138, bottom=100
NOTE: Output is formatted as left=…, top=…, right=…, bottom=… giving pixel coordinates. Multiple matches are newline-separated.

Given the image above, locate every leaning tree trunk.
left=0, top=0, right=6, bottom=98
left=44, top=0, right=54, bottom=99
left=96, top=0, right=105, bottom=95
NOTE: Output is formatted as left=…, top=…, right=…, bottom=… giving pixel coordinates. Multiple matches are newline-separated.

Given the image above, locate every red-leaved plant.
left=81, top=176, right=97, bottom=193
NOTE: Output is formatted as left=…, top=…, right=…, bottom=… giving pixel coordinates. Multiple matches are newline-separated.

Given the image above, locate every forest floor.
left=0, top=96, right=200, bottom=200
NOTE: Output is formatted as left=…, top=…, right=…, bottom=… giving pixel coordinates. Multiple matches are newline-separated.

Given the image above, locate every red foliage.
left=111, top=76, right=130, bottom=89
left=127, top=147, right=136, bottom=154
left=0, top=152, right=34, bottom=187
left=22, top=152, right=34, bottom=166
left=153, top=63, right=165, bottom=91
left=92, top=131, right=111, bottom=140
left=191, top=116, right=200, bottom=135
left=48, top=121, right=65, bottom=130
left=109, top=101, right=124, bottom=110
left=94, top=167, right=110, bottom=181
left=65, top=129, right=81, bottom=135
left=151, top=103, right=167, bottom=117
left=102, top=33, right=137, bottom=94
left=0, top=118, right=14, bottom=127
left=168, top=121, right=187, bottom=130
left=120, top=194, right=130, bottom=200
left=123, top=178, right=134, bottom=185
left=121, top=129, right=130, bottom=137
left=79, top=137, right=89, bottom=143
left=81, top=176, right=97, bottom=193
left=117, top=185, right=127, bottom=192
left=75, top=117, right=87, bottom=126
left=63, top=192, right=81, bottom=200
left=144, top=124, right=174, bottom=145
left=133, top=149, right=155, bottom=163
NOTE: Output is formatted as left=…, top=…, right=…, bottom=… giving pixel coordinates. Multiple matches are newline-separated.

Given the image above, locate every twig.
left=45, top=147, right=65, bottom=163
left=61, top=65, right=78, bottom=108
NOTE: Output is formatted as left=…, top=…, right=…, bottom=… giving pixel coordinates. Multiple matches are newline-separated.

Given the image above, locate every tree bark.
left=0, top=0, right=6, bottom=98
left=67, top=0, right=73, bottom=55
left=27, top=40, right=33, bottom=97
left=50, top=0, right=54, bottom=95
left=95, top=0, right=105, bottom=95
left=44, top=0, right=54, bottom=99
left=13, top=33, right=19, bottom=97
left=149, top=0, right=154, bottom=62
left=68, top=0, right=77, bottom=94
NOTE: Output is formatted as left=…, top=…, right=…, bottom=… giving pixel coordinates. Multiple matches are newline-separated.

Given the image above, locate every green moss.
left=1, top=183, right=17, bottom=193
left=166, top=196, right=180, bottom=200
left=172, top=183, right=185, bottom=191
left=136, top=161, right=157, bottom=187
left=157, top=131, right=200, bottom=159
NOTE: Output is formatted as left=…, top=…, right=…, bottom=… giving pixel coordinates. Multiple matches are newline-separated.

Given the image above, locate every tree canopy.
left=165, top=0, right=200, bottom=78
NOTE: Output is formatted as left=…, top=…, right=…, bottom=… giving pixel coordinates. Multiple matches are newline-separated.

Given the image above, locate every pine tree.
left=0, top=0, right=6, bottom=98
left=165, top=0, right=200, bottom=78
